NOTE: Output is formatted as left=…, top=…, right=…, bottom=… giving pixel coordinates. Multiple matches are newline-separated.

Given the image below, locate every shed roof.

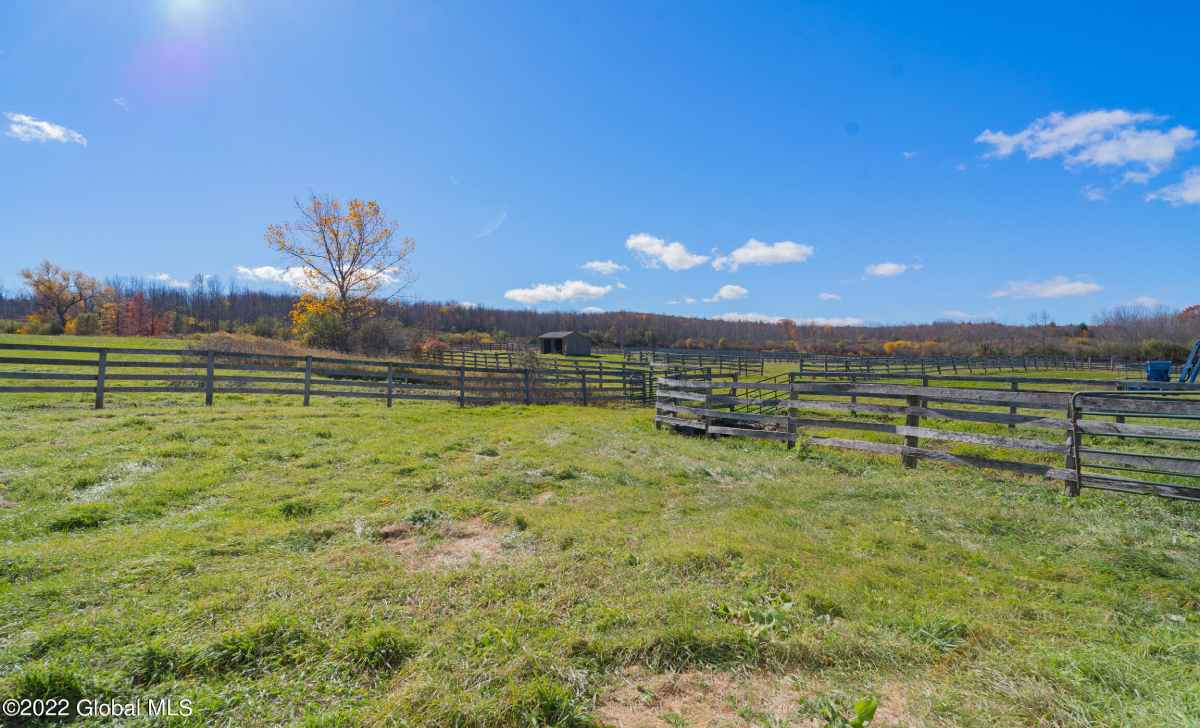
left=538, top=331, right=578, bottom=339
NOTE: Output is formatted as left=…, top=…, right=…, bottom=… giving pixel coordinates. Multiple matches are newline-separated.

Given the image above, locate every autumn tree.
left=265, top=194, right=414, bottom=347
left=20, top=260, right=97, bottom=332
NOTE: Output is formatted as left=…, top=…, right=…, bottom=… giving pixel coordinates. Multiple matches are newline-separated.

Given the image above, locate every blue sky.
left=3, top=1, right=1199, bottom=326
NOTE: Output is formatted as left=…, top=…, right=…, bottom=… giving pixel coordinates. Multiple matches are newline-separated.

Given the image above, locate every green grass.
left=1, top=393, right=1198, bottom=727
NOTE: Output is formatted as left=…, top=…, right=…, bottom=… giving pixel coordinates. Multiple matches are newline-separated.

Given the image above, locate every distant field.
left=1, top=386, right=1198, bottom=726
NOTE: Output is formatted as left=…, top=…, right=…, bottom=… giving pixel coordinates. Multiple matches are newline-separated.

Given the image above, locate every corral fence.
left=654, top=375, right=1200, bottom=502
left=0, top=343, right=706, bottom=409
left=626, top=348, right=1152, bottom=377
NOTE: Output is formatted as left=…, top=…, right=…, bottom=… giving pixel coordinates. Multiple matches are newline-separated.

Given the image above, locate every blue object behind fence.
left=1146, top=360, right=1172, bottom=382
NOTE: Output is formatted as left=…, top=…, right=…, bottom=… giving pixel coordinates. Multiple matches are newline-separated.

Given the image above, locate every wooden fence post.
left=1009, top=380, right=1018, bottom=431
left=303, top=355, right=313, bottom=406
left=786, top=372, right=797, bottom=450
left=204, top=351, right=215, bottom=406
left=581, top=374, right=589, bottom=406
left=523, top=368, right=531, bottom=405
left=386, top=364, right=394, bottom=408
left=458, top=366, right=465, bottom=408
left=903, top=395, right=920, bottom=468
left=94, top=349, right=107, bottom=410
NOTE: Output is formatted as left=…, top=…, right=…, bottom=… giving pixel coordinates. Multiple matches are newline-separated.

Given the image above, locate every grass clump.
left=279, top=498, right=316, bottom=519
left=403, top=506, right=445, bottom=527
left=344, top=626, right=420, bottom=673
left=192, top=618, right=313, bottom=675
left=46, top=502, right=112, bottom=532
left=7, top=663, right=92, bottom=705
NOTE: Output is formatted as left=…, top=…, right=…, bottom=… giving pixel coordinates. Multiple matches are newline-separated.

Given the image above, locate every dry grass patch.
left=378, top=517, right=526, bottom=570
left=596, top=668, right=920, bottom=728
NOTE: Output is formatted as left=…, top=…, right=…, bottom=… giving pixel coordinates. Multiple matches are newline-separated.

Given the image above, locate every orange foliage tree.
left=265, top=194, right=415, bottom=339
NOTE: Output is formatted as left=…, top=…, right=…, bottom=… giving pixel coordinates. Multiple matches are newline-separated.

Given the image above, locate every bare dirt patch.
left=595, top=668, right=919, bottom=728
left=378, top=518, right=525, bottom=570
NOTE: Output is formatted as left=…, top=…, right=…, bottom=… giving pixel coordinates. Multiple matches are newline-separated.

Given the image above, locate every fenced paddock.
left=0, top=342, right=673, bottom=409
left=655, top=375, right=1200, bottom=502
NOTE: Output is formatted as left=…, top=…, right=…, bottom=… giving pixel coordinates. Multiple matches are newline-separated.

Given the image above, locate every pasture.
left=2, top=376, right=1199, bottom=726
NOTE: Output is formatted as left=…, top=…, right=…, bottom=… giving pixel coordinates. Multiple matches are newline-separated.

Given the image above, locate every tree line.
left=5, top=268, right=1198, bottom=360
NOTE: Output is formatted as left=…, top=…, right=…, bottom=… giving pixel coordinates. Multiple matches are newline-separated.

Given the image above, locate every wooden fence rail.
left=0, top=343, right=675, bottom=409
left=655, top=376, right=1200, bottom=501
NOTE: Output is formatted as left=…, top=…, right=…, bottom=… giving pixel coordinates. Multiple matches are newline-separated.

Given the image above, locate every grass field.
left=2, top=385, right=1199, bottom=727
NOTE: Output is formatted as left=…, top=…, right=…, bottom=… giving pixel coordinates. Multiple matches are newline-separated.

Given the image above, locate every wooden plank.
left=807, top=436, right=1068, bottom=479
left=655, top=415, right=707, bottom=431
left=0, top=356, right=100, bottom=367
left=707, top=425, right=795, bottom=441
left=1073, top=419, right=1200, bottom=441
left=656, top=401, right=789, bottom=425
left=0, top=371, right=98, bottom=381
left=0, top=343, right=183, bottom=356
left=1074, top=472, right=1200, bottom=501
left=1078, top=448, right=1200, bottom=477
left=1076, top=395, right=1200, bottom=417
left=790, top=418, right=1067, bottom=453
left=102, top=373, right=204, bottom=382
left=656, top=377, right=716, bottom=390
left=657, top=390, right=709, bottom=402
left=0, top=386, right=97, bottom=393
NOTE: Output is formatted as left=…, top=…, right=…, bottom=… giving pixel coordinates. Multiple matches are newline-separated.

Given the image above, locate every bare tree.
left=265, top=194, right=415, bottom=329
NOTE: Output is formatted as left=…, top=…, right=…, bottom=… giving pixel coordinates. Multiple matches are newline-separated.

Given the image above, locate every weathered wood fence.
left=655, top=376, right=1200, bottom=501
left=0, top=343, right=664, bottom=408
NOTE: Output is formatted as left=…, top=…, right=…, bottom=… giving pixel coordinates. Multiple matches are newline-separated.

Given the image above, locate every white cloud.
left=710, top=312, right=864, bottom=327
left=668, top=297, right=698, bottom=305
left=975, top=109, right=1196, bottom=182
left=864, top=262, right=920, bottom=278
left=1081, top=185, right=1107, bottom=202
left=616, top=281, right=628, bottom=289
left=817, top=292, right=841, bottom=301
left=503, top=280, right=612, bottom=305
left=580, top=306, right=605, bottom=314
left=581, top=260, right=628, bottom=275
left=236, top=264, right=397, bottom=291
left=454, top=301, right=478, bottom=308
left=902, top=151, right=918, bottom=160
left=4, top=112, right=87, bottom=146
left=1147, top=167, right=1200, bottom=206
left=235, top=265, right=310, bottom=287
left=625, top=233, right=709, bottom=271
left=1131, top=296, right=1162, bottom=308
left=704, top=284, right=748, bottom=303
left=712, top=312, right=782, bottom=323
left=475, top=209, right=508, bottom=239
left=712, top=239, right=814, bottom=272
left=956, top=163, right=969, bottom=172
left=941, top=309, right=992, bottom=322
left=112, top=97, right=128, bottom=111
left=797, top=316, right=865, bottom=327
left=991, top=275, right=1102, bottom=299
left=153, top=273, right=190, bottom=288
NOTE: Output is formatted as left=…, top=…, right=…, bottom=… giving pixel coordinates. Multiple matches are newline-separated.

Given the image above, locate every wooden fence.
left=0, top=343, right=665, bottom=409
left=626, top=348, right=1150, bottom=376
left=654, top=376, right=1200, bottom=501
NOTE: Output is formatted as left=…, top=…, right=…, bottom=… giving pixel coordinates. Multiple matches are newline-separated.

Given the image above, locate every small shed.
left=538, top=331, right=591, bottom=356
